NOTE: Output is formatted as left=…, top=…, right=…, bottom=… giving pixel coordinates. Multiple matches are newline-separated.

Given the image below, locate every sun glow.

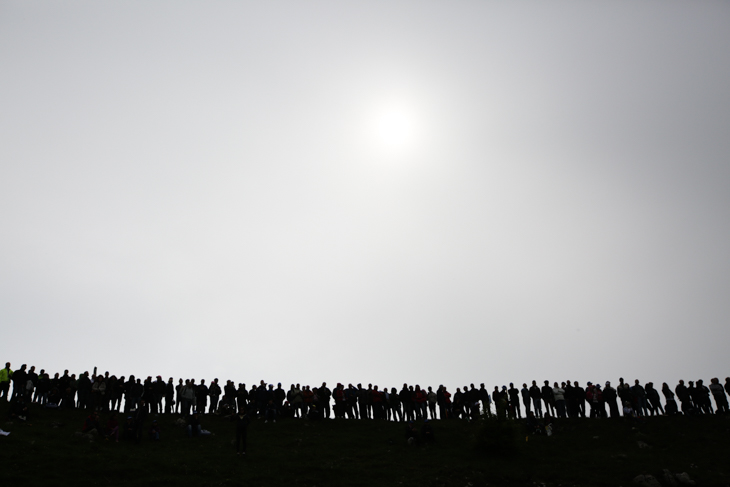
left=369, top=103, right=418, bottom=157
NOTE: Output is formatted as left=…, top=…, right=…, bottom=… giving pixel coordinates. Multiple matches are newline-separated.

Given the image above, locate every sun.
left=369, top=103, right=417, bottom=156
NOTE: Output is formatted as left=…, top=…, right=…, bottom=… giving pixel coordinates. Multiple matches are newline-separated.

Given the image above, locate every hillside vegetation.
left=1, top=403, right=728, bottom=486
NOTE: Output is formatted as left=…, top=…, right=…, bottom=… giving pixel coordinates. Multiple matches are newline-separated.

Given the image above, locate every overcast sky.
left=2, top=1, right=729, bottom=391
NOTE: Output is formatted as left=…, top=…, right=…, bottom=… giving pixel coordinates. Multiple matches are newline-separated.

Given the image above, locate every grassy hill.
left=1, top=402, right=728, bottom=486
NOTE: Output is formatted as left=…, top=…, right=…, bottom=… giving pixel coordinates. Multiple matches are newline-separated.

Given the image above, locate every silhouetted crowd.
left=2, top=362, right=729, bottom=427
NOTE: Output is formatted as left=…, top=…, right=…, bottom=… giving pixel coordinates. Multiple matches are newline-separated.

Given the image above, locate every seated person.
left=106, top=413, right=119, bottom=442
left=122, top=416, right=135, bottom=440
left=264, top=400, right=278, bottom=423
left=623, top=401, right=637, bottom=418
left=149, top=420, right=161, bottom=440
left=525, top=411, right=543, bottom=435
left=9, top=397, right=30, bottom=422
left=83, top=412, right=101, bottom=433
left=187, top=412, right=211, bottom=437
left=405, top=421, right=420, bottom=445
left=307, top=404, right=321, bottom=420
left=46, top=388, right=62, bottom=408
left=421, top=419, right=434, bottom=442
left=280, top=401, right=294, bottom=419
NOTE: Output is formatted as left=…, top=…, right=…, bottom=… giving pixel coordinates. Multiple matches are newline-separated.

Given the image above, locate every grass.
left=1, top=402, right=729, bottom=486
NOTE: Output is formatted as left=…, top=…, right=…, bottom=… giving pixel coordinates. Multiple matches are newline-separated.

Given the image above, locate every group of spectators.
left=2, top=362, right=729, bottom=424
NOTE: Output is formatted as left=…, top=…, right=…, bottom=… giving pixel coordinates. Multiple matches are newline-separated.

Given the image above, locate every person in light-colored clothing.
left=553, top=382, right=566, bottom=418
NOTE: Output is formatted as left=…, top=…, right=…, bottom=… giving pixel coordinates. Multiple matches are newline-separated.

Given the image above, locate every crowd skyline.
left=2, top=361, right=728, bottom=423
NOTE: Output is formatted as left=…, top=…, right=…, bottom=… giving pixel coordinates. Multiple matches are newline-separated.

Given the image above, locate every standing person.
left=235, top=409, right=251, bottom=455
left=662, top=383, right=678, bottom=415
left=346, top=384, right=359, bottom=419
left=319, top=382, right=331, bottom=419
left=399, top=384, right=412, bottom=422
left=529, top=381, right=542, bottom=418
left=371, top=386, right=384, bottom=419
left=553, top=382, right=566, bottom=418
left=564, top=380, right=576, bottom=418
left=414, top=385, right=427, bottom=420
left=302, top=386, right=314, bottom=417
left=107, top=376, right=119, bottom=412
left=616, top=378, right=631, bottom=411
left=255, top=381, right=269, bottom=416
left=196, top=379, right=209, bottom=413
left=209, top=379, right=222, bottom=413
left=124, top=376, right=136, bottom=413
left=68, top=374, right=79, bottom=409
left=645, top=383, right=664, bottom=415
left=0, top=363, right=13, bottom=401
left=590, top=384, right=605, bottom=418
left=467, top=384, right=480, bottom=420
left=25, top=366, right=37, bottom=401
left=479, top=384, right=492, bottom=417
left=134, top=400, right=148, bottom=443
left=426, top=386, right=437, bottom=420
left=175, top=379, right=184, bottom=413
left=695, top=380, right=713, bottom=414
left=132, top=379, right=145, bottom=411
left=365, top=384, right=374, bottom=419
left=274, top=383, right=286, bottom=414
left=508, top=384, right=521, bottom=418
left=687, top=381, right=699, bottom=411
left=439, top=386, right=453, bottom=419
left=452, top=388, right=465, bottom=419
left=585, top=382, right=596, bottom=417
left=289, top=384, right=303, bottom=418
left=151, top=376, right=164, bottom=414
left=222, top=381, right=235, bottom=410
left=675, top=380, right=692, bottom=414
left=91, top=375, right=106, bottom=411
left=165, top=378, right=175, bottom=414
left=237, top=384, right=249, bottom=413
left=541, top=381, right=555, bottom=417
left=143, top=377, right=155, bottom=412
left=11, top=364, right=27, bottom=400
left=520, top=383, right=531, bottom=416
left=603, top=381, right=620, bottom=418
left=495, top=386, right=509, bottom=420
left=709, top=378, right=728, bottom=413
left=332, top=383, right=345, bottom=418
left=573, top=381, right=586, bottom=418
left=35, top=370, right=49, bottom=404
left=181, top=380, right=195, bottom=416
left=357, top=384, right=368, bottom=419
left=631, top=380, right=648, bottom=416
left=390, top=387, right=403, bottom=421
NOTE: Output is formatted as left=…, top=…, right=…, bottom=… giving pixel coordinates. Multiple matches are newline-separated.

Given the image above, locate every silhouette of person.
left=709, top=378, right=728, bottom=413
left=529, top=381, right=542, bottom=418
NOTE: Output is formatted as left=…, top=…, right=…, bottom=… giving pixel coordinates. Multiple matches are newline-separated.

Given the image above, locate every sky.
left=2, top=1, right=729, bottom=391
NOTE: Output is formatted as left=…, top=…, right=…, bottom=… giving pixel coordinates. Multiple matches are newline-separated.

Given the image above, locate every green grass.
left=1, top=402, right=729, bottom=486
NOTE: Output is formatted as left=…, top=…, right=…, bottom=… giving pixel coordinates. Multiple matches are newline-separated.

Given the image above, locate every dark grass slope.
left=1, top=402, right=729, bottom=487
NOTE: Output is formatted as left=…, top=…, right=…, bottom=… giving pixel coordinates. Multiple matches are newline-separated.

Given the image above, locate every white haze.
left=1, top=1, right=729, bottom=390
